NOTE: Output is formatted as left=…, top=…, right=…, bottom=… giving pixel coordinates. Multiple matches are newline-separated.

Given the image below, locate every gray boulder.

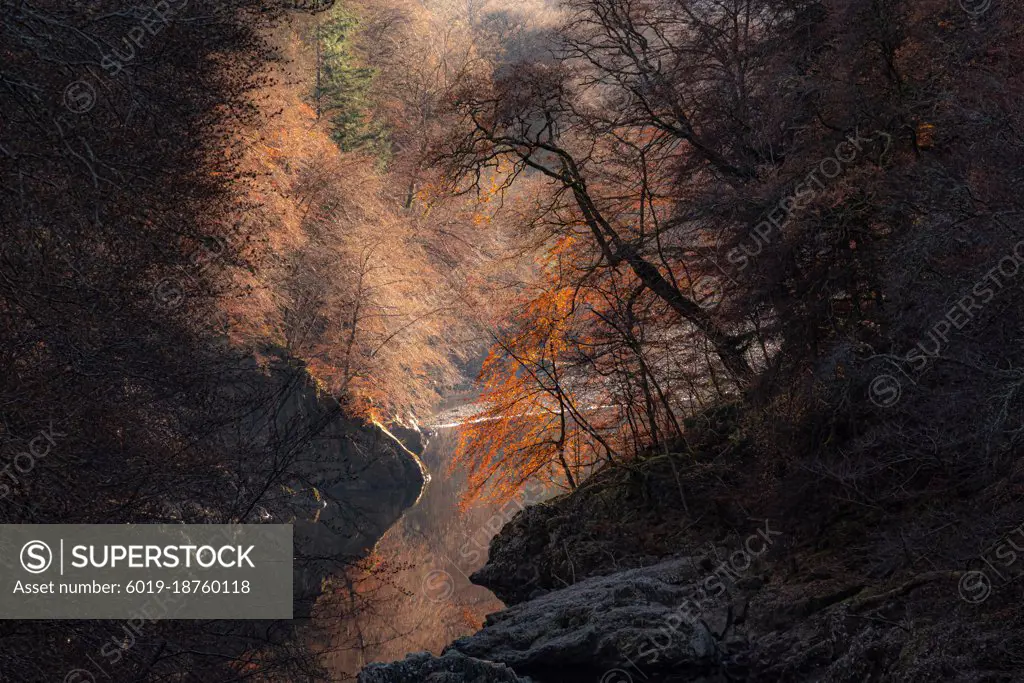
left=449, top=557, right=731, bottom=681
left=357, top=650, right=532, bottom=683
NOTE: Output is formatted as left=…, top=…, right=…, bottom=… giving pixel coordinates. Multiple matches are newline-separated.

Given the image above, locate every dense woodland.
left=2, top=0, right=1024, bottom=679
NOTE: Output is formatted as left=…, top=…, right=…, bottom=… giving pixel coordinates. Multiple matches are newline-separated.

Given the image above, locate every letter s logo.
left=20, top=540, right=52, bottom=574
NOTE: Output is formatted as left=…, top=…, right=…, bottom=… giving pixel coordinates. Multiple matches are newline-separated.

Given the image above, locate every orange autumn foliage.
left=452, top=268, right=609, bottom=507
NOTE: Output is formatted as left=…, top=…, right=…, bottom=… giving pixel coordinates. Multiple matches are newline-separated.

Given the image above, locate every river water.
left=320, top=424, right=507, bottom=679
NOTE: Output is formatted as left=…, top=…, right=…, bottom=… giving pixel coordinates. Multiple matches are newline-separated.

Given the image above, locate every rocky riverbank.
left=359, top=416, right=1024, bottom=682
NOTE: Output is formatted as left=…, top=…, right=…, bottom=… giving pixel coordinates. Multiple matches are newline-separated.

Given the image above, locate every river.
left=319, top=423, right=507, bottom=679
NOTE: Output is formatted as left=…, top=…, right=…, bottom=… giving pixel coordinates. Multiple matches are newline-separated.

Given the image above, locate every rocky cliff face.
left=359, top=448, right=1024, bottom=682
left=216, top=352, right=426, bottom=616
